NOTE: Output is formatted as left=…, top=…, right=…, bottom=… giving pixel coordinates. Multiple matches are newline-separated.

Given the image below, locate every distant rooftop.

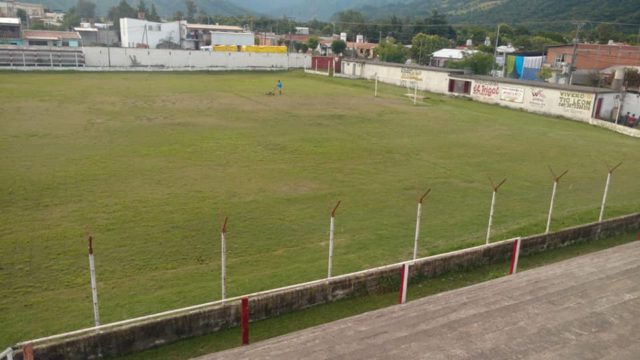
left=186, top=24, right=246, bottom=32
left=22, top=30, right=81, bottom=40
left=0, top=17, right=20, bottom=25
left=432, top=48, right=477, bottom=59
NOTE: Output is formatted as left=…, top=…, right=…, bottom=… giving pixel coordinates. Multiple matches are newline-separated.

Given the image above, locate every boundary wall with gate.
left=7, top=213, right=640, bottom=360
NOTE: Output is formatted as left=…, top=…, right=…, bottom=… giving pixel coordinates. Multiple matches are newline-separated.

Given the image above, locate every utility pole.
left=492, top=24, right=501, bottom=77
left=568, top=22, right=584, bottom=85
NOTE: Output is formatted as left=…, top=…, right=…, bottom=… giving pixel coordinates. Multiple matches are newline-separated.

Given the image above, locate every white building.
left=120, top=18, right=185, bottom=49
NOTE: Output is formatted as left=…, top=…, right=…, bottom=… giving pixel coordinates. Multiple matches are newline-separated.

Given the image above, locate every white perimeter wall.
left=83, top=47, right=311, bottom=69
left=342, top=60, right=451, bottom=94
left=463, top=78, right=596, bottom=122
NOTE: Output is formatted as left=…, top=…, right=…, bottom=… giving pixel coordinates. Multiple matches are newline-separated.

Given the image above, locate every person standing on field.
left=277, top=80, right=283, bottom=95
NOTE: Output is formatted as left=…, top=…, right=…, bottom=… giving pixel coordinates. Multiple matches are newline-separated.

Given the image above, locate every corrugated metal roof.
left=432, top=48, right=477, bottom=59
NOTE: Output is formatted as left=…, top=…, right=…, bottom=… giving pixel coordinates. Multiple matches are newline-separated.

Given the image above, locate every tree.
left=411, top=33, right=449, bottom=65
left=185, top=0, right=197, bottom=22
left=374, top=37, right=408, bottom=63
left=172, top=11, right=184, bottom=21
left=108, top=0, right=137, bottom=32
left=16, top=9, right=28, bottom=25
left=137, top=1, right=148, bottom=17
left=625, top=68, right=640, bottom=88
left=593, top=23, right=623, bottom=44
left=294, top=42, right=309, bottom=53
left=448, top=52, right=494, bottom=75
left=422, top=10, right=456, bottom=39
left=333, top=10, right=367, bottom=40
left=76, top=0, right=96, bottom=20
left=515, top=35, right=562, bottom=52
left=331, top=39, right=347, bottom=55
left=147, top=3, right=161, bottom=22
left=62, top=7, right=81, bottom=29
left=307, top=36, right=319, bottom=52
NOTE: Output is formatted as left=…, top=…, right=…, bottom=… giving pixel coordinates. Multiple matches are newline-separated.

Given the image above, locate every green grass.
left=119, top=232, right=638, bottom=360
left=0, top=71, right=638, bottom=347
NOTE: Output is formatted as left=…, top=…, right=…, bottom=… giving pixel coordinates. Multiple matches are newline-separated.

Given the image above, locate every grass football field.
left=0, top=70, right=638, bottom=347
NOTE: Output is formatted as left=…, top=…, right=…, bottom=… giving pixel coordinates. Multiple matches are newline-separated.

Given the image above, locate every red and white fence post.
left=241, top=297, right=250, bottom=345
left=413, top=189, right=431, bottom=261
left=545, top=168, right=568, bottom=233
left=398, top=263, right=409, bottom=304
left=21, top=344, right=33, bottom=360
left=599, top=162, right=622, bottom=222
left=509, top=238, right=522, bottom=275
left=220, top=217, right=228, bottom=300
left=86, top=230, right=100, bottom=327
left=327, top=201, right=341, bottom=278
left=486, top=178, right=507, bottom=245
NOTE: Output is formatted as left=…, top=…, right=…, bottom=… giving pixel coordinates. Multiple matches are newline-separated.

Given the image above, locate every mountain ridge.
left=32, top=0, right=640, bottom=28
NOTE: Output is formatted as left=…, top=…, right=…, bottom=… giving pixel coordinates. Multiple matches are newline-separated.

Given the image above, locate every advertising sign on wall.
left=472, top=80, right=499, bottom=98
left=500, top=86, right=525, bottom=103
left=558, top=91, right=593, bottom=112
left=529, top=88, right=546, bottom=108
left=401, top=67, right=422, bottom=81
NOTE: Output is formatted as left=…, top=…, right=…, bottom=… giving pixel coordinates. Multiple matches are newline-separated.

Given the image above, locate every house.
left=74, top=23, right=118, bottom=46
left=0, top=16, right=21, bottom=45
left=546, top=43, right=640, bottom=72
left=43, top=11, right=65, bottom=27
left=429, top=48, right=477, bottom=67
left=256, top=32, right=278, bottom=46
left=184, top=23, right=254, bottom=50
left=347, top=41, right=377, bottom=59
left=545, top=43, right=640, bottom=86
left=346, top=35, right=377, bottom=59
left=22, top=29, right=81, bottom=47
left=0, top=1, right=44, bottom=19
left=283, top=33, right=309, bottom=45
left=295, top=27, right=309, bottom=35
left=120, top=18, right=185, bottom=49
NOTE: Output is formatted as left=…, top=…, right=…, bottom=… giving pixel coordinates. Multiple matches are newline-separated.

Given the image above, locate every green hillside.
left=39, top=0, right=251, bottom=18
left=359, top=0, right=640, bottom=29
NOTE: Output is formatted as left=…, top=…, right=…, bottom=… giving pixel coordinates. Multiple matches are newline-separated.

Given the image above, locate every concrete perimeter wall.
left=12, top=212, right=640, bottom=360
left=339, top=60, right=639, bottom=138
left=342, top=59, right=457, bottom=94
left=83, top=47, right=311, bottom=70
